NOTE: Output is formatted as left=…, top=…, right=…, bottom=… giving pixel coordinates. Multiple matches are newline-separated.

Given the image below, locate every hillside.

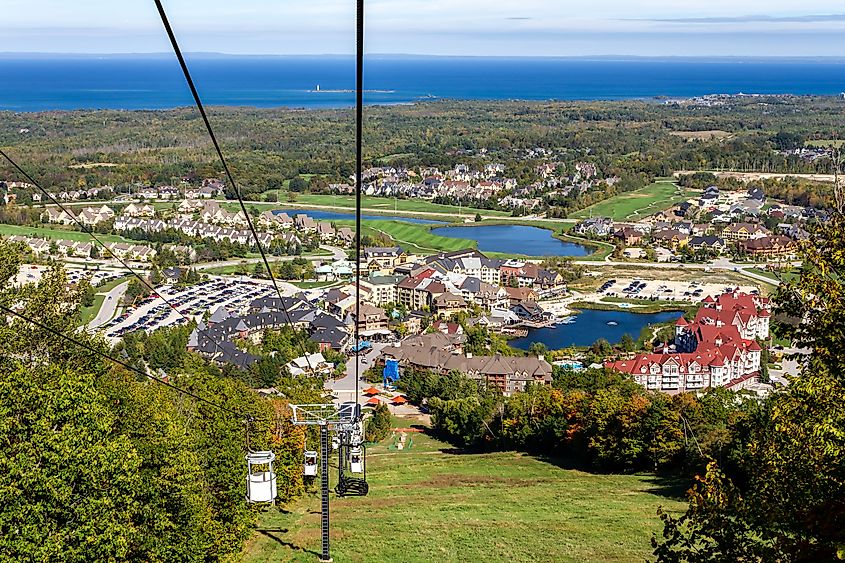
left=243, top=418, right=685, bottom=563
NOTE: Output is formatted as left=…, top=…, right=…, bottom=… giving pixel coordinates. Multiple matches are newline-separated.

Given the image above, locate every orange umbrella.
left=391, top=395, right=408, bottom=405
left=363, top=386, right=380, bottom=396
left=366, top=396, right=381, bottom=405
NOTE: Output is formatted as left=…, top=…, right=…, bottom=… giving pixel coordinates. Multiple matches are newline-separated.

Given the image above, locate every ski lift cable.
left=0, top=147, right=232, bottom=358
left=0, top=302, right=249, bottom=419
left=152, top=0, right=316, bottom=374
left=354, top=0, right=364, bottom=406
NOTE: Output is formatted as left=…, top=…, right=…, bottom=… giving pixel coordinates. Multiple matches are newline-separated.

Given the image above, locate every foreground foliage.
left=653, top=215, right=845, bottom=561
left=0, top=241, right=308, bottom=561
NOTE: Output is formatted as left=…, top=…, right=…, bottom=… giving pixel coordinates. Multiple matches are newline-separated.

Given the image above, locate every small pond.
left=510, top=309, right=682, bottom=350
left=431, top=225, right=590, bottom=256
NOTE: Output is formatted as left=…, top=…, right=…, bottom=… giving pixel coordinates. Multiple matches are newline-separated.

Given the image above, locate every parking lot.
left=597, top=278, right=759, bottom=303
left=15, top=264, right=129, bottom=288
left=100, top=278, right=282, bottom=340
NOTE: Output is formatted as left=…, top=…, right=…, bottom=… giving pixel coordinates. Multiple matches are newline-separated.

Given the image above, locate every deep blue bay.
left=510, top=309, right=682, bottom=351
left=432, top=225, right=590, bottom=256
left=3, top=55, right=845, bottom=111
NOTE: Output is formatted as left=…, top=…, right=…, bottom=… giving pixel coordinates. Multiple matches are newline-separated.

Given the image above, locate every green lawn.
left=0, top=223, right=133, bottom=244
left=240, top=192, right=509, bottom=218
left=291, top=280, right=341, bottom=289
left=78, top=275, right=132, bottom=325
left=243, top=424, right=684, bottom=563
left=571, top=181, right=698, bottom=221
left=362, top=220, right=473, bottom=254
left=746, top=267, right=798, bottom=284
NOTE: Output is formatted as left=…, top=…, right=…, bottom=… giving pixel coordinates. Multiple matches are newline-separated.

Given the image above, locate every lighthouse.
left=316, top=84, right=320, bottom=92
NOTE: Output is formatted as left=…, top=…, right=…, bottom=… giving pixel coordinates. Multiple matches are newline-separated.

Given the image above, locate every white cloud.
left=4, top=0, right=845, bottom=55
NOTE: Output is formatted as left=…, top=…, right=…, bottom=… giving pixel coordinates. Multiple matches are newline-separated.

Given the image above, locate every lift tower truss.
left=291, top=403, right=362, bottom=562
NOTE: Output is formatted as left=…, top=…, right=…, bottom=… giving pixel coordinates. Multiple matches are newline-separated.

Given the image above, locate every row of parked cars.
left=101, top=278, right=278, bottom=338
left=597, top=279, right=617, bottom=293
left=67, top=268, right=128, bottom=287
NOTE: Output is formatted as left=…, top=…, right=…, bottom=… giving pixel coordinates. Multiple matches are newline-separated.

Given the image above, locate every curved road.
left=88, top=280, right=129, bottom=330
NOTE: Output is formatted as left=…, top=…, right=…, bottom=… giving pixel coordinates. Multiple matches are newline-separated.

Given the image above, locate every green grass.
left=746, top=267, right=798, bottom=284
left=570, top=181, right=698, bottom=221
left=291, top=280, right=340, bottom=289
left=243, top=425, right=685, bottom=563
left=242, top=192, right=509, bottom=218
left=78, top=275, right=131, bottom=325
left=0, top=223, right=134, bottom=244
left=586, top=296, right=695, bottom=313
left=336, top=219, right=475, bottom=255
left=771, top=335, right=793, bottom=348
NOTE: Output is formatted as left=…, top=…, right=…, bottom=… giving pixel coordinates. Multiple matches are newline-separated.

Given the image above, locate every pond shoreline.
left=432, top=223, right=592, bottom=257
left=509, top=308, right=684, bottom=351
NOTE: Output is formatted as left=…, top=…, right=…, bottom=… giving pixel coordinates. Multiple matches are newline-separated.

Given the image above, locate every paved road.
left=88, top=280, right=129, bottom=330
left=326, top=343, right=387, bottom=405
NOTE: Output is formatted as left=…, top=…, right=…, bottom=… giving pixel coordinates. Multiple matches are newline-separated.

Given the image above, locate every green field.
left=229, top=192, right=509, bottom=219
left=746, top=267, right=798, bottom=284
left=0, top=223, right=134, bottom=244
left=356, top=220, right=474, bottom=254
left=571, top=181, right=698, bottom=221
left=291, top=280, right=341, bottom=289
left=78, top=274, right=132, bottom=325
left=243, top=423, right=684, bottom=563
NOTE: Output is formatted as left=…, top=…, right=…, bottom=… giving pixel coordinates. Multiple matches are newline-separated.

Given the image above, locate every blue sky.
left=5, top=0, right=845, bottom=56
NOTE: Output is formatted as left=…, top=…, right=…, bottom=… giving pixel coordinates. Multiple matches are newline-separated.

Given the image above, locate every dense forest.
left=1, top=96, right=843, bottom=197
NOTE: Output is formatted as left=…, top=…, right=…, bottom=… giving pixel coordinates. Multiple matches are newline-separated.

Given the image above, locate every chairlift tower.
left=291, top=402, right=367, bottom=562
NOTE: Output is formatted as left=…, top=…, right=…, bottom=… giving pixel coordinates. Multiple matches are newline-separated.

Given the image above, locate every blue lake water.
left=3, top=56, right=845, bottom=111
left=432, top=225, right=590, bottom=256
left=272, top=208, right=443, bottom=224
left=510, top=309, right=682, bottom=350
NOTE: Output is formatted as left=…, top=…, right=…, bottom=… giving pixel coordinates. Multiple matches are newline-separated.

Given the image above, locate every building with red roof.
left=606, top=290, right=769, bottom=393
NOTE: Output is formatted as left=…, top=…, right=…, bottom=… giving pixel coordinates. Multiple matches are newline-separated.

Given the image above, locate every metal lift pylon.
left=291, top=402, right=366, bottom=562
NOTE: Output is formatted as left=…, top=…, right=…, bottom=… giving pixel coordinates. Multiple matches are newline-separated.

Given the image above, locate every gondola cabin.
left=350, top=446, right=363, bottom=473
left=245, top=451, right=277, bottom=503
left=304, top=450, right=318, bottom=476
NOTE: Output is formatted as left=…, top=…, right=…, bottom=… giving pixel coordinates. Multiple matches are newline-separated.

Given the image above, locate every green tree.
left=365, top=404, right=392, bottom=442
left=79, top=279, right=95, bottom=307
left=288, top=176, right=308, bottom=192
left=528, top=341, right=548, bottom=357
left=655, top=213, right=845, bottom=561
left=620, top=333, right=637, bottom=352
left=0, top=365, right=143, bottom=561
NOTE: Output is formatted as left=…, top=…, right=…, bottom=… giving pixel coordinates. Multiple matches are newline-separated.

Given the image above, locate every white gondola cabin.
left=304, top=450, right=318, bottom=476
left=245, top=451, right=277, bottom=503
left=350, top=446, right=363, bottom=473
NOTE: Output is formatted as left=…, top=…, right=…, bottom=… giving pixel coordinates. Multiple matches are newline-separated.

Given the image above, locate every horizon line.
left=3, top=51, right=845, bottom=61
